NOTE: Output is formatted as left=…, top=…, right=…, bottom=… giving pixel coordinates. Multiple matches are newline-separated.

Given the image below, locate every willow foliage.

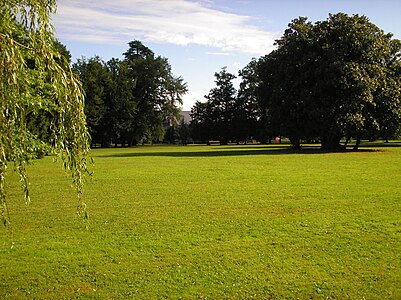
left=0, top=0, right=91, bottom=225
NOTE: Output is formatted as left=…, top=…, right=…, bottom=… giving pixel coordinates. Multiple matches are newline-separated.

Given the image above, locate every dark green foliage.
left=204, top=67, right=237, bottom=144
left=74, top=41, right=187, bottom=147
left=73, top=57, right=111, bottom=146
left=190, top=67, right=262, bottom=144
left=123, top=41, right=187, bottom=145
left=257, top=13, right=401, bottom=150
left=190, top=101, right=214, bottom=143
left=237, top=59, right=265, bottom=142
left=191, top=14, right=401, bottom=148
left=178, top=119, right=191, bottom=145
left=107, top=58, right=137, bottom=147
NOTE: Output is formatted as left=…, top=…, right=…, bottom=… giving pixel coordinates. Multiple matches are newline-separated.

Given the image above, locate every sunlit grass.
left=1, top=142, right=401, bottom=299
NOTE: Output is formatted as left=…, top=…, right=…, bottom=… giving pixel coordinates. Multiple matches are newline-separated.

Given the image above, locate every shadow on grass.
left=99, top=145, right=383, bottom=158
left=359, top=141, right=401, bottom=148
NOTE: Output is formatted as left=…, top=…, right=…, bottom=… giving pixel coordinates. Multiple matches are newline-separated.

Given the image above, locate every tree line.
left=72, top=13, right=401, bottom=150
left=72, top=41, right=187, bottom=147
left=190, top=64, right=263, bottom=145
left=191, top=13, right=401, bottom=150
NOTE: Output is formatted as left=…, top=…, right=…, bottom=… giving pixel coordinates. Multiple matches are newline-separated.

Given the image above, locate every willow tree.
left=0, top=0, right=91, bottom=225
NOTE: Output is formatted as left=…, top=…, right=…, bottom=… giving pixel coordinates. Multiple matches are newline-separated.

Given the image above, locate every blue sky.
left=53, top=0, right=401, bottom=110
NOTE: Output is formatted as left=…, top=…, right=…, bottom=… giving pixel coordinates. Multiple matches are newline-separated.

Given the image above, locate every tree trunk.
left=129, top=135, right=138, bottom=147
left=353, top=136, right=361, bottom=151
left=343, top=136, right=350, bottom=150
left=321, top=142, right=342, bottom=151
left=321, top=132, right=342, bottom=151
left=290, top=136, right=301, bottom=150
left=101, top=138, right=109, bottom=148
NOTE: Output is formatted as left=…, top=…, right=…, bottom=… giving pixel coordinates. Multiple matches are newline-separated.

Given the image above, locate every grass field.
left=1, top=142, right=401, bottom=299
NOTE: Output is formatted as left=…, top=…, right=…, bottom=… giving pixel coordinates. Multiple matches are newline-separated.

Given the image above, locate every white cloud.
left=205, top=52, right=232, bottom=56
left=54, top=0, right=278, bottom=55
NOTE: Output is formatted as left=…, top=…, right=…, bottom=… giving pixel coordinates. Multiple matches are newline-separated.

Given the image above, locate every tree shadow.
left=99, top=145, right=382, bottom=158
left=359, top=141, right=401, bottom=148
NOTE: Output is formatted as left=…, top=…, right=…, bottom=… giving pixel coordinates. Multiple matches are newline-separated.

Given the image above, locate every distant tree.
left=205, top=67, right=237, bottom=144
left=53, top=39, right=72, bottom=66
left=257, top=13, right=401, bottom=150
left=73, top=57, right=111, bottom=147
left=164, top=125, right=179, bottom=144
left=257, top=17, right=320, bottom=149
left=375, top=39, right=401, bottom=143
left=106, top=58, right=137, bottom=147
left=191, top=66, right=265, bottom=144
left=123, top=41, right=187, bottom=145
left=1, top=0, right=91, bottom=224
left=190, top=101, right=214, bottom=143
left=73, top=41, right=186, bottom=147
left=237, top=59, right=263, bottom=143
left=178, top=119, right=191, bottom=145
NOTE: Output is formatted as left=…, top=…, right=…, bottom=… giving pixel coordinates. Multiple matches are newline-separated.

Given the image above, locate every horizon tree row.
left=190, top=65, right=265, bottom=145
left=190, top=13, right=401, bottom=150
left=73, top=41, right=187, bottom=147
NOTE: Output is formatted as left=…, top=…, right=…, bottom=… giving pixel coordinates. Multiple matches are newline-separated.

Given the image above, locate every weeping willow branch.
left=0, top=0, right=91, bottom=225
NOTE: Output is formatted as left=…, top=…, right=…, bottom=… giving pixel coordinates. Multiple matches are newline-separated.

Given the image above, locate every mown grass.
left=1, top=142, right=401, bottom=299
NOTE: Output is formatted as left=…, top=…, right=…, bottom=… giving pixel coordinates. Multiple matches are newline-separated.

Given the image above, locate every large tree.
left=190, top=66, right=265, bottom=144
left=73, top=57, right=111, bottom=147
left=106, top=58, right=137, bottom=147
left=257, top=13, right=401, bottom=150
left=237, top=60, right=263, bottom=143
left=1, top=0, right=91, bottom=224
left=190, top=101, right=214, bottom=143
left=123, top=41, right=187, bottom=145
left=204, top=67, right=237, bottom=144
left=73, top=41, right=187, bottom=147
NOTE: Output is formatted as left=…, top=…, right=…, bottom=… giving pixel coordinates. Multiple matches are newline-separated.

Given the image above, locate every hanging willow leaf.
left=0, top=0, right=91, bottom=225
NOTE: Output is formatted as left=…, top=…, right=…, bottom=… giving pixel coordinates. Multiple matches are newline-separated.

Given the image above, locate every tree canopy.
left=1, top=0, right=91, bottom=224
left=190, top=14, right=401, bottom=149
left=73, top=41, right=187, bottom=147
left=256, top=13, right=401, bottom=150
left=190, top=67, right=262, bottom=144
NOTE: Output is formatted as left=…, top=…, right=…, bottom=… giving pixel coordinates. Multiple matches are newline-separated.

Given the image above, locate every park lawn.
left=1, top=143, right=401, bottom=299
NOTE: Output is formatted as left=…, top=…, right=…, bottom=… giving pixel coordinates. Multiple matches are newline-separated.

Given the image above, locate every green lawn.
left=1, top=143, right=401, bottom=299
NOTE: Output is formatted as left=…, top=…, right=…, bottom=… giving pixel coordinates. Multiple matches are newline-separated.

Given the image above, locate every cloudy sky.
left=53, top=0, right=401, bottom=110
